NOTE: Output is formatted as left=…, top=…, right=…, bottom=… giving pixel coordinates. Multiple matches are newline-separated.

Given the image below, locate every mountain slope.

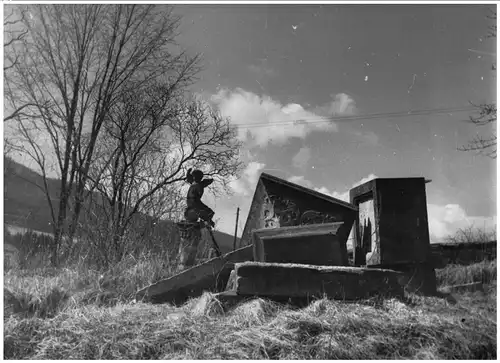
left=4, top=157, right=238, bottom=254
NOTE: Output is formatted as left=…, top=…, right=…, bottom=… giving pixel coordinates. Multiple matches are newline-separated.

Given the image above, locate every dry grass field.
left=4, top=257, right=496, bottom=359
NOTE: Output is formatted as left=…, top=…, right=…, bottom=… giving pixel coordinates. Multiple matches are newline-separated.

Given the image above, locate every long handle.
left=207, top=226, right=222, bottom=257
left=233, top=207, right=240, bottom=251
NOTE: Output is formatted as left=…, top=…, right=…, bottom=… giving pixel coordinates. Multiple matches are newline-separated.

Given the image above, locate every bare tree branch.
left=6, top=4, right=204, bottom=266
left=88, top=87, right=242, bottom=262
left=459, top=11, right=497, bottom=159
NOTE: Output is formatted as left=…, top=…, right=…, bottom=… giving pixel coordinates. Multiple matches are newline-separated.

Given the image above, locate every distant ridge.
left=4, top=157, right=238, bottom=254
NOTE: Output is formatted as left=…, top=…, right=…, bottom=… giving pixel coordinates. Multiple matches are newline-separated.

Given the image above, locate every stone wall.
left=252, top=223, right=349, bottom=266
left=347, top=241, right=497, bottom=267
left=350, top=178, right=432, bottom=266
left=430, top=241, right=497, bottom=266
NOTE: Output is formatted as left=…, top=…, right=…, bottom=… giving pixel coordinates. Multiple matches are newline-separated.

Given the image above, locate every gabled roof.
left=259, top=172, right=358, bottom=211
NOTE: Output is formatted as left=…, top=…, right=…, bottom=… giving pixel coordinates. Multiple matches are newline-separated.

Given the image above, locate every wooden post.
left=233, top=207, right=240, bottom=251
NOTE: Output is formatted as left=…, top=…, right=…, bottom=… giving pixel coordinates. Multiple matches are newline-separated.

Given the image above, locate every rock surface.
left=232, top=262, right=404, bottom=300
left=350, top=178, right=432, bottom=266
left=252, top=223, right=348, bottom=266
left=136, top=245, right=253, bottom=305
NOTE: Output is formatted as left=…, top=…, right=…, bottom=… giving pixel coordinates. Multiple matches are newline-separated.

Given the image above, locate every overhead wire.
left=231, top=105, right=477, bottom=130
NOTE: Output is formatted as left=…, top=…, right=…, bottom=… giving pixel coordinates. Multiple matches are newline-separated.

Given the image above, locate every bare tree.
left=4, top=6, right=29, bottom=159
left=445, top=224, right=496, bottom=244
left=459, top=9, right=497, bottom=159
left=458, top=102, right=497, bottom=158
left=86, top=85, right=242, bottom=264
left=5, top=4, right=201, bottom=266
left=4, top=6, right=29, bottom=123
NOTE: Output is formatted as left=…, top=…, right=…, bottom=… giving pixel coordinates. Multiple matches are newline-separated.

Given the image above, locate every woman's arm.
left=201, top=178, right=214, bottom=188
left=186, top=168, right=194, bottom=184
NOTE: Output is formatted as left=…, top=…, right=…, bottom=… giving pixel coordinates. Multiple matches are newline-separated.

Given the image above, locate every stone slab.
left=225, top=269, right=237, bottom=291
left=252, top=223, right=348, bottom=266
left=384, top=263, right=437, bottom=295
left=238, top=172, right=357, bottom=249
left=135, top=245, right=253, bottom=305
left=232, top=262, right=404, bottom=300
left=349, top=178, right=432, bottom=266
left=441, top=282, right=485, bottom=294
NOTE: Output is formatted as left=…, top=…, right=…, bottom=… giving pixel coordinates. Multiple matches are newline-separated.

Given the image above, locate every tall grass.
left=4, top=288, right=496, bottom=359
left=4, top=250, right=180, bottom=320
left=4, top=258, right=497, bottom=360
left=445, top=225, right=496, bottom=244
left=4, top=221, right=497, bottom=360
left=436, top=259, right=496, bottom=286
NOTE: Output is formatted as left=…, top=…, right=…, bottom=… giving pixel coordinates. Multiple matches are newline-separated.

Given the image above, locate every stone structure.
left=226, top=262, right=404, bottom=300
left=136, top=173, right=444, bottom=306
left=349, top=177, right=432, bottom=266
left=136, top=173, right=360, bottom=305
left=349, top=177, right=436, bottom=294
left=252, top=222, right=348, bottom=266
left=239, top=172, right=358, bottom=249
left=176, top=221, right=221, bottom=269
left=176, top=221, right=204, bottom=269
left=136, top=245, right=254, bottom=304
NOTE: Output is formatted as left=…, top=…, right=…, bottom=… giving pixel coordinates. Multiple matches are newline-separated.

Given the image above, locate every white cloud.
left=313, top=92, right=357, bottom=117
left=352, top=173, right=378, bottom=188
left=427, top=203, right=497, bottom=242
left=286, top=175, right=350, bottom=201
left=211, top=88, right=356, bottom=148
left=292, top=146, right=312, bottom=169
left=287, top=175, right=313, bottom=188
left=328, top=93, right=357, bottom=116
left=229, top=161, right=266, bottom=197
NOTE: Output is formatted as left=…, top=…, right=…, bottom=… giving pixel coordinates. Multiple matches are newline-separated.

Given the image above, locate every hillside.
left=3, top=157, right=238, bottom=254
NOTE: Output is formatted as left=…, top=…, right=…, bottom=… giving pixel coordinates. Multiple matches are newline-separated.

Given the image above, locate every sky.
left=3, top=4, right=496, bottom=244
left=171, top=4, right=497, bottom=242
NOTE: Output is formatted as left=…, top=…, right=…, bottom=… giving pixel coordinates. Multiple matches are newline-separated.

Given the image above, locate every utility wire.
left=232, top=105, right=477, bottom=130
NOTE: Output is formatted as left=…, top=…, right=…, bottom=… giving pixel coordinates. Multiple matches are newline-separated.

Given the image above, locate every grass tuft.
left=436, top=259, right=496, bottom=286
left=4, top=259, right=497, bottom=359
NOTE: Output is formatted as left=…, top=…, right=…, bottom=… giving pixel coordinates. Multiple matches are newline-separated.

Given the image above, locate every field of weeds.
left=4, top=259, right=497, bottom=359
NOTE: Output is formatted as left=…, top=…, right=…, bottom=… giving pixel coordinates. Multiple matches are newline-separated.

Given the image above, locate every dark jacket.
left=186, top=179, right=213, bottom=208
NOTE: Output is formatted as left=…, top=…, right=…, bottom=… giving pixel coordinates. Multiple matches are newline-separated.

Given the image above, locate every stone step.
left=252, top=222, right=348, bottom=266
left=230, top=262, right=404, bottom=300
left=135, top=245, right=253, bottom=305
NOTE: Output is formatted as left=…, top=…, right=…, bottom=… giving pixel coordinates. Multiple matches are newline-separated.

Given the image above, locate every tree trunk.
left=52, top=184, right=75, bottom=267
